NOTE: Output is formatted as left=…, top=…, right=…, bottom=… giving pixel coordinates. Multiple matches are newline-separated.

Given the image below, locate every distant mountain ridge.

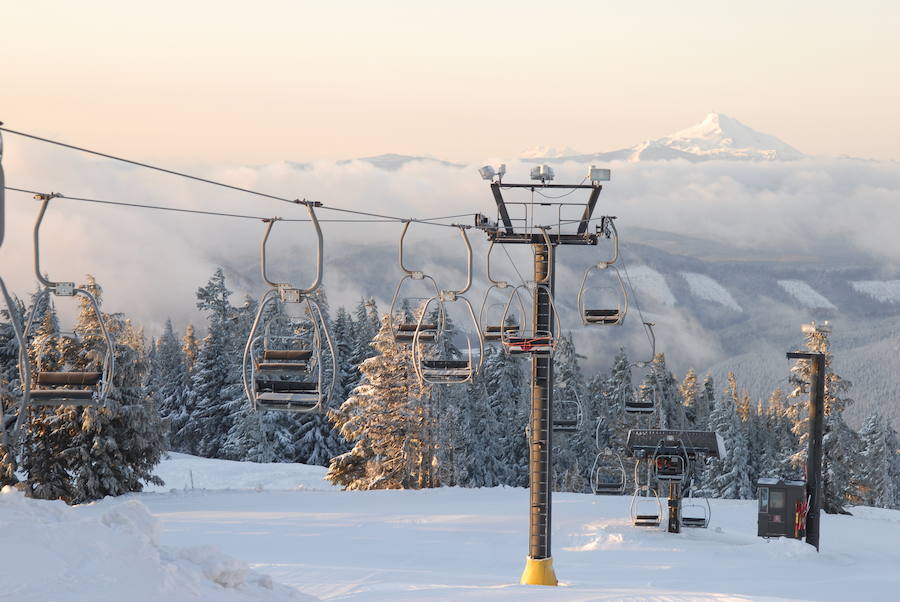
left=338, top=153, right=463, bottom=171
left=340, top=114, right=805, bottom=168
left=522, top=113, right=805, bottom=163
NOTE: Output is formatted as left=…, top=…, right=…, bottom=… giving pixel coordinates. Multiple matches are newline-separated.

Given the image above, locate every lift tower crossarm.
left=489, top=181, right=603, bottom=240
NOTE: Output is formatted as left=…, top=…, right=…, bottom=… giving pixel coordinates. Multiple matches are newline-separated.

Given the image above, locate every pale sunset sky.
left=2, top=0, right=899, bottom=163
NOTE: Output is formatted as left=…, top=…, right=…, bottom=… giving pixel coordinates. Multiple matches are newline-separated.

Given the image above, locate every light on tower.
left=588, top=165, right=611, bottom=183
left=530, top=165, right=555, bottom=182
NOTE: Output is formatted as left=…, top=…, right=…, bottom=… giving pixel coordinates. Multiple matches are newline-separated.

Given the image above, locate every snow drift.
left=0, top=485, right=314, bottom=602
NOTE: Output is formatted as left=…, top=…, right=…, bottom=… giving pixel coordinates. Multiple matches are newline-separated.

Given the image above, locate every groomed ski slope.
left=3, top=453, right=899, bottom=601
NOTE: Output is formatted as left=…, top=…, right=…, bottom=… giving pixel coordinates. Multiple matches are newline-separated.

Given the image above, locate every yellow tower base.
left=520, top=556, right=558, bottom=586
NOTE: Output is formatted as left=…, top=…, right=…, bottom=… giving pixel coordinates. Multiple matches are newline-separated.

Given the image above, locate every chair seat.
left=256, top=380, right=318, bottom=393
left=395, top=333, right=436, bottom=343
left=585, top=309, right=620, bottom=317
left=255, top=362, right=309, bottom=372
left=504, top=337, right=553, bottom=353
left=594, top=483, right=625, bottom=494
left=422, top=360, right=469, bottom=369
left=256, top=393, right=319, bottom=411
left=30, top=389, right=98, bottom=405
left=681, top=517, right=707, bottom=528
left=584, top=310, right=622, bottom=324
left=36, top=371, right=101, bottom=386
left=625, top=402, right=654, bottom=414
left=397, top=323, right=437, bottom=332
left=634, top=515, right=661, bottom=526
left=263, top=349, right=312, bottom=361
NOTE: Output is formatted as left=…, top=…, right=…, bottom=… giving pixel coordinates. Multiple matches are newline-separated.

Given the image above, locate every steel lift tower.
left=476, top=164, right=609, bottom=586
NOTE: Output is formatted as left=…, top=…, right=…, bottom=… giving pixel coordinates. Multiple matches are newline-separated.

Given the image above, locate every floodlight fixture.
left=530, top=164, right=555, bottom=182
left=801, top=321, right=831, bottom=334
left=479, top=164, right=507, bottom=182
left=588, top=165, right=611, bottom=183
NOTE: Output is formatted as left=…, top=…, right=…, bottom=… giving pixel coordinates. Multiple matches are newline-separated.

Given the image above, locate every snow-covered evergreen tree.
left=786, top=325, right=860, bottom=513
left=642, top=353, right=685, bottom=430
left=21, top=277, right=164, bottom=503
left=858, top=412, right=899, bottom=509
left=148, top=318, right=189, bottom=449
left=757, top=388, right=796, bottom=480
left=701, top=372, right=752, bottom=499
left=482, top=344, right=528, bottom=487
left=178, top=268, right=245, bottom=458
left=457, top=372, right=506, bottom=487
left=552, top=333, right=589, bottom=492
left=680, top=369, right=700, bottom=428
left=327, top=315, right=433, bottom=490
left=181, top=323, right=199, bottom=379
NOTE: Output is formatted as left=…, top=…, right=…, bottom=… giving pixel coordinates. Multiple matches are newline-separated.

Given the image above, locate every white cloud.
left=3, top=139, right=900, bottom=336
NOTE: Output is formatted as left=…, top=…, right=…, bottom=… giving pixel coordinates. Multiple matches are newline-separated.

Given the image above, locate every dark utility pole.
left=786, top=350, right=825, bottom=551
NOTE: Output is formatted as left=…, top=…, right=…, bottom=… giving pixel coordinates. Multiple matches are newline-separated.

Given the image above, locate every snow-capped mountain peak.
left=659, top=112, right=804, bottom=160
left=521, top=112, right=805, bottom=163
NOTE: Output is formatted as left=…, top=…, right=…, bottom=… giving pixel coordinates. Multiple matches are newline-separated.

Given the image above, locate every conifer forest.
left=2, top=268, right=896, bottom=513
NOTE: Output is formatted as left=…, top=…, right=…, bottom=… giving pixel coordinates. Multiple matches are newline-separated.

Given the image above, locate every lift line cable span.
left=0, top=126, right=477, bottom=230
left=618, top=243, right=655, bottom=350
left=4, top=186, right=475, bottom=225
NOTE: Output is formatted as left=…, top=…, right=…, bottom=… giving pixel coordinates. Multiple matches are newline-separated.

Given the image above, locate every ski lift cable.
left=3, top=186, right=476, bottom=225
left=617, top=242, right=654, bottom=351
left=500, top=243, right=528, bottom=288
left=0, top=127, right=475, bottom=230
left=532, top=177, right=588, bottom=200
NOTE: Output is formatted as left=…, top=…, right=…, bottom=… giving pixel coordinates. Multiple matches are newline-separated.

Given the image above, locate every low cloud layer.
left=3, top=137, right=900, bottom=348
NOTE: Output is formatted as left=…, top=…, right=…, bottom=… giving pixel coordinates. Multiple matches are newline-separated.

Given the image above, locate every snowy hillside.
left=522, top=113, right=805, bottom=163
left=4, top=453, right=899, bottom=601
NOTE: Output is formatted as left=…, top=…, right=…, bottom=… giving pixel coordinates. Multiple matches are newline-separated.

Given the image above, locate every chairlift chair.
left=577, top=217, right=628, bottom=326
left=22, top=193, right=115, bottom=407
left=552, top=398, right=583, bottom=433
left=681, top=489, right=711, bottom=528
left=479, top=241, right=525, bottom=343
left=495, top=229, right=563, bottom=355
left=625, top=322, right=657, bottom=414
left=591, top=448, right=627, bottom=495
left=412, top=226, right=485, bottom=385
left=498, top=282, right=561, bottom=355
left=630, top=484, right=663, bottom=527
left=578, top=268, right=628, bottom=326
left=389, top=221, right=443, bottom=346
left=628, top=456, right=663, bottom=526
left=248, top=323, right=323, bottom=412
left=242, top=210, right=337, bottom=413
left=652, top=438, right=690, bottom=483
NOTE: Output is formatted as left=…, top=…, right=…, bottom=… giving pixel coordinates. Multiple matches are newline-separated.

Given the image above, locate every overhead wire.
left=533, top=177, right=589, bottom=199
left=0, top=126, right=475, bottom=229
left=617, top=240, right=655, bottom=352
left=2, top=186, right=435, bottom=224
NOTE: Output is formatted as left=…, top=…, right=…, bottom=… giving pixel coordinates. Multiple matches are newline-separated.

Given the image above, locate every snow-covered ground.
left=777, top=280, right=837, bottom=310
left=626, top=266, right=678, bottom=307
left=681, top=272, right=743, bottom=312
left=851, top=280, right=900, bottom=304
left=3, top=453, right=899, bottom=601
